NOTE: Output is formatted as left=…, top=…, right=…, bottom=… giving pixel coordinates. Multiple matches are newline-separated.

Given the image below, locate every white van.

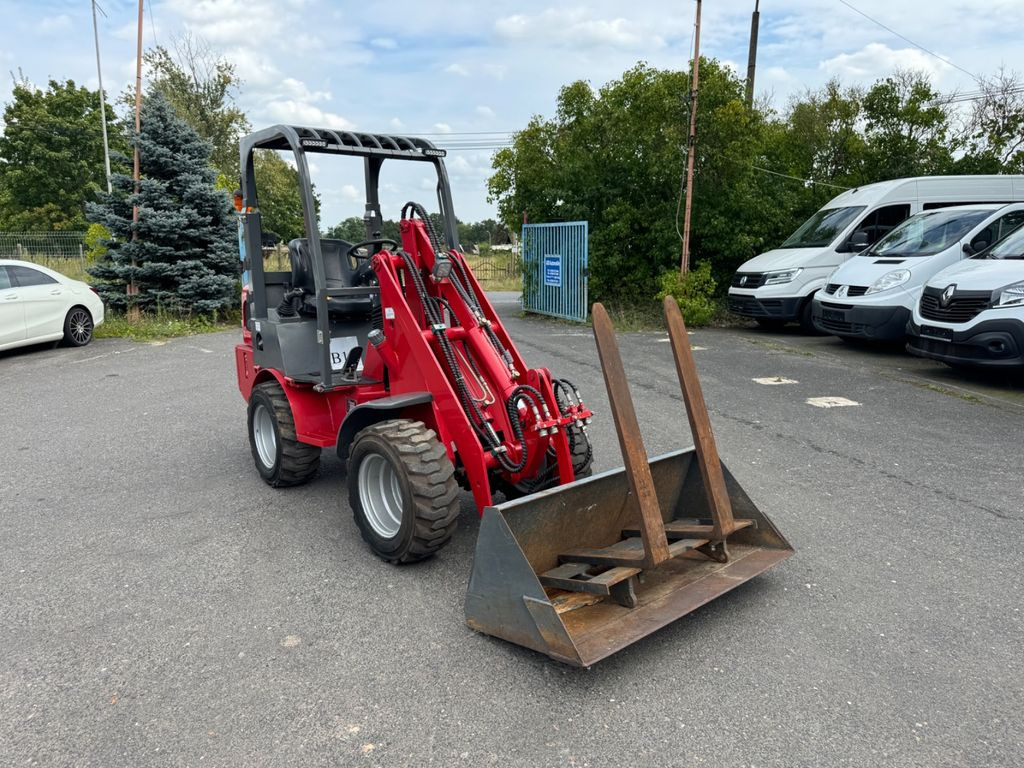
left=811, top=203, right=1024, bottom=340
left=728, top=176, right=1024, bottom=331
left=907, top=223, right=1024, bottom=369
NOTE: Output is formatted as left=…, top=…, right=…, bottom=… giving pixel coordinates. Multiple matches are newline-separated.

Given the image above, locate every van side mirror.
left=849, top=230, right=870, bottom=250
left=962, top=242, right=975, bottom=256
left=967, top=240, right=987, bottom=255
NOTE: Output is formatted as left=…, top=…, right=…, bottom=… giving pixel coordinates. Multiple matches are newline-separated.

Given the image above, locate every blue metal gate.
left=521, top=221, right=589, bottom=323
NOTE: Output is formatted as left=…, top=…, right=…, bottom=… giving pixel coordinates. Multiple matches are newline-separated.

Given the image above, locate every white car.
left=0, top=259, right=105, bottom=353
left=907, top=225, right=1024, bottom=369
left=810, top=203, right=1024, bottom=340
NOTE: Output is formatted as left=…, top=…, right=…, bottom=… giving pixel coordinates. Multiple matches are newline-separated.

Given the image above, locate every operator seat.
left=287, top=237, right=376, bottom=316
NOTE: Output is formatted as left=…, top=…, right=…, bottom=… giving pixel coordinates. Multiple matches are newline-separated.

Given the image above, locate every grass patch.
left=95, top=310, right=240, bottom=342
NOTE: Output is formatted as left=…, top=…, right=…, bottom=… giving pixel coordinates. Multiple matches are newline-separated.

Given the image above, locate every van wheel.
left=799, top=297, right=822, bottom=335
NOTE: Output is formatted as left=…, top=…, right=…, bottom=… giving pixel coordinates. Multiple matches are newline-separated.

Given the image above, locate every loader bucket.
left=464, top=298, right=794, bottom=666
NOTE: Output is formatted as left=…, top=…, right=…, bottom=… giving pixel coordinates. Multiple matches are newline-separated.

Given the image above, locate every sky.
left=1, top=0, right=1022, bottom=227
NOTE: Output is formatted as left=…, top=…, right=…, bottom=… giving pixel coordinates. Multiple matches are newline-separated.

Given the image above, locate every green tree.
left=779, top=79, right=867, bottom=187
left=324, top=216, right=401, bottom=243
left=144, top=33, right=250, bottom=182
left=0, top=78, right=122, bottom=230
left=861, top=70, right=954, bottom=178
left=252, top=150, right=308, bottom=242
left=489, top=60, right=779, bottom=301
left=958, top=68, right=1024, bottom=172
left=87, top=93, right=237, bottom=314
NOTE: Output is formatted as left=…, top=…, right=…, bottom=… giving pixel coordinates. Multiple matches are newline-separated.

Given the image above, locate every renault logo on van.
left=739, top=275, right=748, bottom=286
left=940, top=284, right=957, bottom=307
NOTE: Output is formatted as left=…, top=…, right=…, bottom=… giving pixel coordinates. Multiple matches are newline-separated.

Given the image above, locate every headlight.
left=866, top=269, right=911, bottom=294
left=763, top=268, right=802, bottom=285
left=995, top=281, right=1024, bottom=308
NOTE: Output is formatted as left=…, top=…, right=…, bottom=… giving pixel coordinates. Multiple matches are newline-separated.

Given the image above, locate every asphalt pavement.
left=1, top=296, right=1021, bottom=767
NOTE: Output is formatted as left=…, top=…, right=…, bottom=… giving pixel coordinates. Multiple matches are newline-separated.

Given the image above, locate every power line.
left=836, top=0, right=979, bottom=83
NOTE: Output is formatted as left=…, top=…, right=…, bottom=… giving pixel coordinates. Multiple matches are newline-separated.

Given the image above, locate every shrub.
left=656, top=261, right=717, bottom=326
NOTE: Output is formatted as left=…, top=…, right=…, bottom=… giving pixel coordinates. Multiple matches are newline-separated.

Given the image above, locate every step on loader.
left=234, top=125, right=792, bottom=667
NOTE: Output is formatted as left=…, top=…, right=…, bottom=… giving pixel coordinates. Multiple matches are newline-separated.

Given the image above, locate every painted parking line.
left=656, top=339, right=706, bottom=350
left=753, top=377, right=798, bottom=385
left=806, top=396, right=861, bottom=408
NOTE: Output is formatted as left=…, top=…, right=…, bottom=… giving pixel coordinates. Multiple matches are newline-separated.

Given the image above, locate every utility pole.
left=129, top=0, right=144, bottom=318
left=91, top=1, right=112, bottom=194
left=680, top=0, right=701, bottom=275
left=746, top=0, right=760, bottom=108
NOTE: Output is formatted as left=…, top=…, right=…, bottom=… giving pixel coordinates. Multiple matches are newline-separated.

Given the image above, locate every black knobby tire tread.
left=566, top=422, right=594, bottom=479
left=355, top=419, right=459, bottom=563
left=255, top=381, right=320, bottom=487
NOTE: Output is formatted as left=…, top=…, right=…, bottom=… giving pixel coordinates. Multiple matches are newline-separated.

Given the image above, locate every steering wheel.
left=346, top=238, right=400, bottom=285
left=346, top=238, right=400, bottom=260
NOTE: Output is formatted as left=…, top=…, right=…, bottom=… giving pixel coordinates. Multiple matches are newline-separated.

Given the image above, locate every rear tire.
left=348, top=419, right=459, bottom=564
left=63, top=307, right=93, bottom=347
left=247, top=381, right=321, bottom=487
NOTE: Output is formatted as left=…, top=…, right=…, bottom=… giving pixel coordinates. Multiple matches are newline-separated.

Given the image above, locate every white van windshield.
left=984, top=225, right=1024, bottom=259
left=862, top=209, right=990, bottom=257
left=780, top=206, right=865, bottom=248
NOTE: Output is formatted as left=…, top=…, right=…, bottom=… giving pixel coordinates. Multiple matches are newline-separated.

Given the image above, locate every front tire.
left=348, top=419, right=459, bottom=564
left=799, top=296, right=822, bottom=335
left=247, top=381, right=321, bottom=487
left=63, top=307, right=93, bottom=347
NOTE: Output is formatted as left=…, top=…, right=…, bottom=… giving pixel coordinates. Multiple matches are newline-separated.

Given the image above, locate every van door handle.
left=50, top=289, right=63, bottom=295
left=3, top=294, right=17, bottom=300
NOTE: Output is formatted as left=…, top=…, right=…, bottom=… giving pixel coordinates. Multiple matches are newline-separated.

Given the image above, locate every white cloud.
left=340, top=184, right=361, bottom=201
left=264, top=100, right=355, bottom=129
left=433, top=123, right=452, bottom=134
left=37, top=14, right=72, bottom=33
left=445, top=63, right=470, bottom=77
left=371, top=37, right=397, bottom=50
left=821, top=42, right=953, bottom=81
left=389, top=117, right=406, bottom=130
left=475, top=106, right=495, bottom=119
left=494, top=9, right=664, bottom=50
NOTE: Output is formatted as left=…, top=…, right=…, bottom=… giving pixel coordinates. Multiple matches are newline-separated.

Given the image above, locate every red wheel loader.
left=235, top=125, right=793, bottom=666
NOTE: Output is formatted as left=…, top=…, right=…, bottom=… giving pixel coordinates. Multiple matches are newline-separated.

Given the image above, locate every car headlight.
left=866, top=269, right=911, bottom=294
left=994, top=280, right=1024, bottom=308
left=763, top=268, right=802, bottom=285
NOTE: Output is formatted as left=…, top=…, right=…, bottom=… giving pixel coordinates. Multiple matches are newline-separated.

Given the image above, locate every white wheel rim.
left=358, top=453, right=404, bottom=538
left=252, top=403, right=277, bottom=468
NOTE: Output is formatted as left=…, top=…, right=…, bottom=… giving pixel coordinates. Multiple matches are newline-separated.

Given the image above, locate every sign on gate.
left=522, top=221, right=588, bottom=323
left=543, top=254, right=562, bottom=287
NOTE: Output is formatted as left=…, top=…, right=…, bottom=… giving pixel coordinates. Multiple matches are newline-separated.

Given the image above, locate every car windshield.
left=982, top=223, right=1024, bottom=259
left=780, top=206, right=866, bottom=248
left=862, top=209, right=991, bottom=257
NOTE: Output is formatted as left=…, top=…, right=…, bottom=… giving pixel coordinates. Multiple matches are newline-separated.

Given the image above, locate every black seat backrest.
left=288, top=237, right=356, bottom=293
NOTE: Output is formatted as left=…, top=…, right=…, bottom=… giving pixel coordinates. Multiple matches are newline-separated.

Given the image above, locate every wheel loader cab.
left=286, top=237, right=377, bottom=316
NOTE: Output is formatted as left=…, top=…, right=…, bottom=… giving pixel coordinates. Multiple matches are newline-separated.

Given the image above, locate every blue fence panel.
left=521, top=221, right=589, bottom=323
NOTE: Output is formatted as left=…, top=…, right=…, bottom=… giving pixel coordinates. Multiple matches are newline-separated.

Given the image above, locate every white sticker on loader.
left=330, top=336, right=363, bottom=372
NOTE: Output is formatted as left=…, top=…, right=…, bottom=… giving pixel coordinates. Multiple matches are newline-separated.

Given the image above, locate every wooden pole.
left=680, top=0, right=701, bottom=275
left=128, top=0, right=143, bottom=320
left=746, top=0, right=761, bottom=108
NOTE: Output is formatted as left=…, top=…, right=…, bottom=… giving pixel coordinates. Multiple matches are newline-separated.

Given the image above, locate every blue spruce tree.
left=87, top=93, right=237, bottom=314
